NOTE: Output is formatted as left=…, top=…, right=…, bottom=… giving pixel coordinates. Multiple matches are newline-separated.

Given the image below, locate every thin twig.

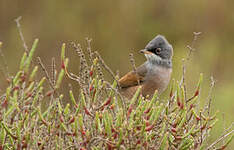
left=129, top=53, right=140, bottom=85
left=94, top=51, right=118, bottom=83
left=0, top=42, right=9, bottom=77
left=202, top=77, right=216, bottom=144
left=86, top=37, right=94, bottom=63
left=51, top=57, right=56, bottom=86
left=200, top=111, right=203, bottom=145
left=71, top=42, right=90, bottom=91
left=206, top=76, right=215, bottom=116
left=15, top=16, right=29, bottom=53
left=37, top=57, right=54, bottom=90
left=206, top=130, right=234, bottom=150
left=181, top=59, right=187, bottom=100
left=65, top=71, right=82, bottom=87
left=49, top=57, right=56, bottom=105
left=65, top=67, right=88, bottom=97
left=179, top=32, right=201, bottom=103
left=103, top=81, right=126, bottom=110
left=186, top=32, right=202, bottom=61
left=129, top=53, right=137, bottom=72
left=222, top=113, right=226, bottom=145
left=203, top=122, right=233, bottom=148
left=223, top=122, right=233, bottom=136
left=89, top=137, right=115, bottom=148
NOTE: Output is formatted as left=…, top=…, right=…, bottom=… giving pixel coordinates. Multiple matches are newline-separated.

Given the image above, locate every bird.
left=118, top=35, right=173, bottom=99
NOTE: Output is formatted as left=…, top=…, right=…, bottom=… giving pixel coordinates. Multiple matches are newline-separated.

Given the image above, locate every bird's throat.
left=145, top=54, right=172, bottom=68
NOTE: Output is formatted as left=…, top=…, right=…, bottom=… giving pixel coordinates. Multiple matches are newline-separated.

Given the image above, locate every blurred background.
left=0, top=0, right=233, bottom=148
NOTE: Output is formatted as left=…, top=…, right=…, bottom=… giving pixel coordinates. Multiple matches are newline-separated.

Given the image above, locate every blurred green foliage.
left=0, top=0, right=234, bottom=148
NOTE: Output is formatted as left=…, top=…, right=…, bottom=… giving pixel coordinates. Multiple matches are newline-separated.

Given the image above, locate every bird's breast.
left=142, top=65, right=172, bottom=96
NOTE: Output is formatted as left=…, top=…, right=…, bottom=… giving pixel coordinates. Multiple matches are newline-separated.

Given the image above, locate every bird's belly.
left=142, top=79, right=168, bottom=97
left=119, top=86, right=141, bottom=99
left=142, top=68, right=172, bottom=97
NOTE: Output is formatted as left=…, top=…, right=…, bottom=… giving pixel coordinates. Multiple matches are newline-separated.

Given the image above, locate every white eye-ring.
left=156, top=48, right=161, bottom=54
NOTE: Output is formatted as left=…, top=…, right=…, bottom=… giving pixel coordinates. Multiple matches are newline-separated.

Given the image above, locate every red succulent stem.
left=68, top=116, right=75, bottom=124
left=145, top=124, right=154, bottom=131
left=127, top=104, right=133, bottom=118
left=60, top=115, right=64, bottom=123
left=45, top=90, right=54, bottom=97
left=1, top=98, right=8, bottom=108
left=89, top=85, right=93, bottom=93
left=171, top=127, right=177, bottom=133
left=194, top=89, right=199, bottom=97
left=144, top=108, right=151, bottom=114
left=89, top=70, right=93, bottom=77
left=177, top=97, right=181, bottom=107
left=61, top=60, right=65, bottom=69
left=84, top=106, right=92, bottom=117
left=180, top=103, right=184, bottom=109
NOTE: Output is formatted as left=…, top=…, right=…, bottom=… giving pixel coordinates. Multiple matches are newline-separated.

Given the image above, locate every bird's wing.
left=119, top=63, right=147, bottom=88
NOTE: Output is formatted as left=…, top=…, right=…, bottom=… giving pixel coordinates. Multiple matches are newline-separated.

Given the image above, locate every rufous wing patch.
left=118, top=71, right=144, bottom=88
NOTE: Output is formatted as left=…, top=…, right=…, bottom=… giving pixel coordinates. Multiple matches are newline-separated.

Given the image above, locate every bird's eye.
left=155, top=48, right=161, bottom=54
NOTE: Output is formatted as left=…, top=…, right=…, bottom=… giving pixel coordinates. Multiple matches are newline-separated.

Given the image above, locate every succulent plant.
left=0, top=36, right=233, bottom=150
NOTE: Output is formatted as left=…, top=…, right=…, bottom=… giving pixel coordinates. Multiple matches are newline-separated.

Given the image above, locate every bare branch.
left=129, top=53, right=140, bottom=85
left=0, top=42, right=9, bottom=77
left=206, top=129, right=234, bottom=150
left=186, top=32, right=202, bottom=61
left=37, top=57, right=54, bottom=90
left=94, top=51, right=118, bottom=83
left=15, top=16, right=29, bottom=53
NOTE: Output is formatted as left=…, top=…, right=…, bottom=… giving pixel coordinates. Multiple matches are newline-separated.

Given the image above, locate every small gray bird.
left=119, top=35, right=173, bottom=99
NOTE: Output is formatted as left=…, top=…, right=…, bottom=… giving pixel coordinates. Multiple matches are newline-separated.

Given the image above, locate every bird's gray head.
left=140, top=35, right=173, bottom=67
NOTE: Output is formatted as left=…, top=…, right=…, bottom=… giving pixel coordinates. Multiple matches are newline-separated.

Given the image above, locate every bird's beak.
left=139, top=49, right=153, bottom=54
